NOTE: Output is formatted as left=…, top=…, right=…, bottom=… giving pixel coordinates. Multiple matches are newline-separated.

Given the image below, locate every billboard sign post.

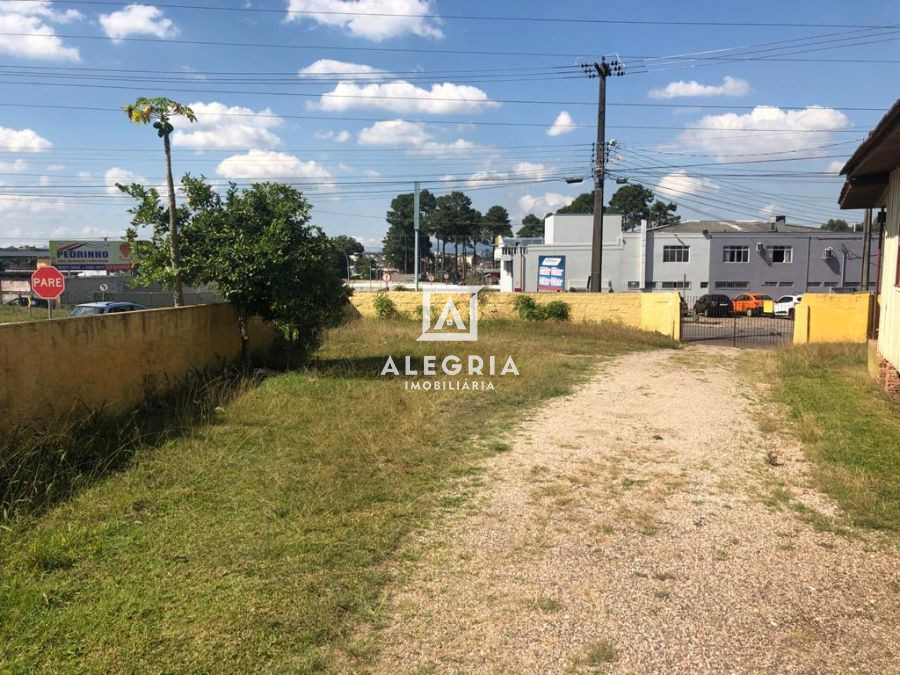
left=537, top=255, right=566, bottom=292
left=50, top=240, right=135, bottom=272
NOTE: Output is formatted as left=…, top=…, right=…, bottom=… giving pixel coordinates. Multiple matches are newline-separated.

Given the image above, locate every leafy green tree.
left=121, top=175, right=349, bottom=364
left=821, top=218, right=851, bottom=232
left=556, top=192, right=594, bottom=215
left=607, top=184, right=654, bottom=229
left=431, top=191, right=481, bottom=279
left=382, top=190, right=435, bottom=273
left=649, top=200, right=680, bottom=227
left=481, top=205, right=513, bottom=243
left=330, top=234, right=364, bottom=278
left=607, top=184, right=679, bottom=230
left=122, top=97, right=197, bottom=306
left=517, top=213, right=544, bottom=238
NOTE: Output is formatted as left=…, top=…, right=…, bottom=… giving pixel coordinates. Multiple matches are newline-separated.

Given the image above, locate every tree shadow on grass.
left=0, top=370, right=252, bottom=522
left=309, top=355, right=406, bottom=380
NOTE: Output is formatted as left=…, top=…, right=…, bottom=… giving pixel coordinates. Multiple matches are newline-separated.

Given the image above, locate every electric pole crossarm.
left=580, top=56, right=624, bottom=292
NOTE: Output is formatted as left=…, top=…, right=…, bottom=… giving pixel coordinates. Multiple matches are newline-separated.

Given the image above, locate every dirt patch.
left=355, top=346, right=899, bottom=673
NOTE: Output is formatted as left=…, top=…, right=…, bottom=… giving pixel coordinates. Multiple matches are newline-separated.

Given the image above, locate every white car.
left=774, top=294, right=803, bottom=318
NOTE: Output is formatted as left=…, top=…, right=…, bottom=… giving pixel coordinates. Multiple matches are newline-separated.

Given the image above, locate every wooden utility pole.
left=582, top=57, right=624, bottom=292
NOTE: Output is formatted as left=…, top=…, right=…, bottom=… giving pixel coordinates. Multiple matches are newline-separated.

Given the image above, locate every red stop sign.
left=31, top=266, right=66, bottom=300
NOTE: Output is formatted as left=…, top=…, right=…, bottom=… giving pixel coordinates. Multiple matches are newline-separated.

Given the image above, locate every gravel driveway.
left=357, top=347, right=899, bottom=674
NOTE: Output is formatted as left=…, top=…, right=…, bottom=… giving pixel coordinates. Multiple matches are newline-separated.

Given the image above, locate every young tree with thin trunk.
left=122, top=97, right=196, bottom=306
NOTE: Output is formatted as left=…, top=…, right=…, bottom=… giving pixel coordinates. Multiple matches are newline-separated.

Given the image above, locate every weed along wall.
left=792, top=293, right=872, bottom=344
left=351, top=291, right=681, bottom=340
left=0, top=304, right=276, bottom=428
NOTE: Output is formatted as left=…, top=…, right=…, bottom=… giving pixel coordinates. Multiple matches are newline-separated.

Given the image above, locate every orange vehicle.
left=731, top=293, right=773, bottom=316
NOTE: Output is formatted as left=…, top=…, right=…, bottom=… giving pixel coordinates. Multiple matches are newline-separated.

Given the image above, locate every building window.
left=823, top=281, right=838, bottom=287
left=723, top=246, right=749, bottom=263
left=762, top=281, right=777, bottom=287
left=661, top=280, right=691, bottom=289
left=770, top=245, right=793, bottom=263
left=714, top=280, right=750, bottom=289
left=644, top=281, right=657, bottom=289
left=700, top=281, right=709, bottom=288
left=662, top=245, right=690, bottom=263
left=808, top=281, right=821, bottom=287
left=779, top=281, right=793, bottom=287
left=627, top=281, right=640, bottom=289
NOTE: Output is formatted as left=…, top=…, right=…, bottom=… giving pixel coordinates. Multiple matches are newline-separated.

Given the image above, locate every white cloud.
left=314, top=129, right=351, bottom=143
left=172, top=101, right=283, bottom=150
left=759, top=203, right=782, bottom=219
left=38, top=175, right=50, bottom=186
left=678, top=106, right=850, bottom=161
left=216, top=149, right=334, bottom=188
left=827, top=159, right=845, bottom=174
left=512, top=162, right=556, bottom=179
left=0, top=1, right=81, bottom=61
left=655, top=170, right=719, bottom=199
left=518, top=192, right=573, bottom=216
left=363, top=168, right=381, bottom=177
left=313, top=80, right=497, bottom=114
left=104, top=167, right=146, bottom=195
left=547, top=111, right=575, bottom=137
left=465, top=170, right=507, bottom=187
left=0, top=126, right=52, bottom=152
left=99, top=4, right=177, bottom=41
left=49, top=225, right=107, bottom=238
left=356, top=119, right=474, bottom=154
left=0, top=194, right=66, bottom=213
left=0, top=158, right=27, bottom=173
left=77, top=171, right=93, bottom=181
left=649, top=76, right=750, bottom=99
left=358, top=119, right=430, bottom=146
left=285, top=0, right=442, bottom=41
left=299, top=59, right=385, bottom=80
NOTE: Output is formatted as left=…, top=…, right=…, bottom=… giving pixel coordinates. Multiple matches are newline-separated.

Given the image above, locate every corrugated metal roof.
left=839, top=99, right=900, bottom=209
left=649, top=220, right=815, bottom=234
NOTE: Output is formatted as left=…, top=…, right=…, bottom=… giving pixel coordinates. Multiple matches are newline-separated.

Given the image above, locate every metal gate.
left=680, top=295, right=794, bottom=348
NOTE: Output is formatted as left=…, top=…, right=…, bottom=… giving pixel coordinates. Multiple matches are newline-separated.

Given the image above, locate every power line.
left=0, top=101, right=876, bottom=133
left=0, top=70, right=893, bottom=112
left=14, top=1, right=900, bottom=29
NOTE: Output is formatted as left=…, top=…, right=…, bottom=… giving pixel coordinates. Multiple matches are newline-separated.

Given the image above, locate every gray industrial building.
left=497, top=214, right=877, bottom=296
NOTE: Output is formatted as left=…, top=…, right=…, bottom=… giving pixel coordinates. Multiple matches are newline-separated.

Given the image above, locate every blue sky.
left=0, top=0, right=898, bottom=248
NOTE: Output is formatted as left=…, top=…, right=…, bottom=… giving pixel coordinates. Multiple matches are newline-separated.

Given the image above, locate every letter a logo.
left=418, top=286, right=481, bottom=342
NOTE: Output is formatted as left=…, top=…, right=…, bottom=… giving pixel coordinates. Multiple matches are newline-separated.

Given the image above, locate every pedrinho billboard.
left=537, top=255, right=566, bottom=291
left=50, top=240, right=135, bottom=272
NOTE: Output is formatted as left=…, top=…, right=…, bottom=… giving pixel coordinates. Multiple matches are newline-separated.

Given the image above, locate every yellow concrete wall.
left=0, top=304, right=276, bottom=428
left=792, top=293, right=872, bottom=344
left=350, top=290, right=680, bottom=339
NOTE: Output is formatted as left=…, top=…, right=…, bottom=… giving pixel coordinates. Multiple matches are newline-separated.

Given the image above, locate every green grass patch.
left=766, top=343, right=900, bottom=532
left=0, top=305, right=70, bottom=324
left=0, top=318, right=672, bottom=671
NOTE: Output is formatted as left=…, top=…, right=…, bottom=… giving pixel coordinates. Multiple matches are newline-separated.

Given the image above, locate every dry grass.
left=0, top=317, right=672, bottom=672
left=0, top=305, right=69, bottom=324
left=761, top=343, right=900, bottom=532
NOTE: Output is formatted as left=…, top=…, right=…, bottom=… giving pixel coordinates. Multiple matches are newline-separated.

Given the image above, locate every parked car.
left=732, top=293, right=773, bottom=317
left=69, top=301, right=146, bottom=317
left=4, top=296, right=49, bottom=308
left=774, top=294, right=803, bottom=318
left=692, top=294, right=733, bottom=317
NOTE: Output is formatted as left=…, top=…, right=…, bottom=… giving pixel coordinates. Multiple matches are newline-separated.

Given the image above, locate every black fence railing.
left=680, top=295, right=794, bottom=348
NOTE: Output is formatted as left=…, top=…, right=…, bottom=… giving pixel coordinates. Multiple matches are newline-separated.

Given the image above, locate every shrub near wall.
left=0, top=304, right=276, bottom=429
left=350, top=291, right=681, bottom=339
